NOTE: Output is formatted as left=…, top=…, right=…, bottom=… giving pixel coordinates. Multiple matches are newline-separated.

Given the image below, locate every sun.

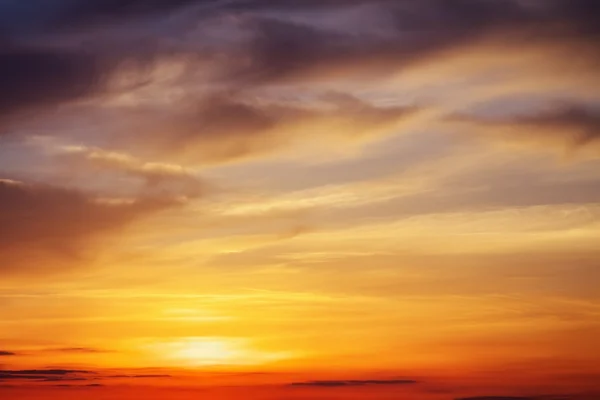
left=172, top=339, right=240, bottom=365
left=150, top=337, right=288, bottom=367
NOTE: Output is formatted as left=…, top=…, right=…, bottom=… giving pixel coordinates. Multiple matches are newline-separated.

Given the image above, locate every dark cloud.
left=0, top=0, right=596, bottom=169
left=456, top=398, right=535, bottom=400
left=109, top=374, right=171, bottom=379
left=0, top=367, right=172, bottom=385
left=54, top=0, right=202, bottom=28
left=0, top=369, right=94, bottom=382
left=223, top=0, right=600, bottom=88
left=228, top=1, right=526, bottom=85
left=39, top=377, right=88, bottom=382
left=290, top=378, right=418, bottom=387
left=456, top=397, right=574, bottom=400
left=0, top=0, right=204, bottom=34
left=450, top=105, right=600, bottom=153
left=48, top=347, right=108, bottom=354
left=1, top=1, right=598, bottom=126
left=0, top=0, right=211, bottom=124
left=0, top=351, right=16, bottom=356
left=0, top=179, right=177, bottom=274
left=1, top=369, right=92, bottom=375
left=53, top=383, right=104, bottom=387
left=0, top=46, right=103, bottom=124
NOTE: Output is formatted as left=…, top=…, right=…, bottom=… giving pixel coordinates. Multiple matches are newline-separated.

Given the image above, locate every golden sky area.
left=0, top=1, right=599, bottom=399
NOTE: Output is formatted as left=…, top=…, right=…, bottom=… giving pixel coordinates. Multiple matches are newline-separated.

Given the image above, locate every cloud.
left=457, top=398, right=533, bottom=400
left=290, top=378, right=418, bottom=387
left=225, top=2, right=516, bottom=85
left=0, top=0, right=202, bottom=34
left=55, top=145, right=206, bottom=196
left=222, top=0, right=599, bottom=89
left=48, top=347, right=109, bottom=354
left=0, top=45, right=103, bottom=126
left=456, top=397, right=574, bottom=400
left=449, top=104, right=600, bottom=155
left=1, top=0, right=598, bottom=161
left=0, top=1, right=210, bottom=125
left=0, top=369, right=94, bottom=382
left=0, top=367, right=172, bottom=386
left=109, top=374, right=172, bottom=379
left=118, top=93, right=422, bottom=164
left=0, top=351, right=16, bottom=356
left=0, top=178, right=177, bottom=274
left=54, top=383, right=105, bottom=387
left=50, top=0, right=201, bottom=28
left=0, top=369, right=92, bottom=375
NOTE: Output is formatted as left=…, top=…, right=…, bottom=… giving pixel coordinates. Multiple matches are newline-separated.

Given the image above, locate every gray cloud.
left=109, top=374, right=171, bottom=379
left=54, top=383, right=105, bottom=387
left=0, top=46, right=103, bottom=125
left=0, top=367, right=173, bottom=386
left=450, top=104, right=600, bottom=153
left=290, top=378, right=418, bottom=387
left=0, top=0, right=598, bottom=158
left=0, top=369, right=94, bottom=382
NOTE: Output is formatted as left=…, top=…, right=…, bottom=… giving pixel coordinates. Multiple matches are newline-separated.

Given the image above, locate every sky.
left=0, top=1, right=599, bottom=399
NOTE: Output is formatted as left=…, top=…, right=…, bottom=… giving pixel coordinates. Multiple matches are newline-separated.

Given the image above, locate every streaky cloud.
left=290, top=378, right=418, bottom=387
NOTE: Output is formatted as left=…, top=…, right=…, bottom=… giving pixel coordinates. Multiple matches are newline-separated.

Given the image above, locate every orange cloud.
left=0, top=179, right=177, bottom=275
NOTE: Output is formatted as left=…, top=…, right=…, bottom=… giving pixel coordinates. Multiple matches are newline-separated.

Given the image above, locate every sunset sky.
left=1, top=1, right=599, bottom=399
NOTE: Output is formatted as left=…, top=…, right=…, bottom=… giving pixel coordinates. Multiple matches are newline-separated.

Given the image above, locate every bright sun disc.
left=150, top=337, right=288, bottom=367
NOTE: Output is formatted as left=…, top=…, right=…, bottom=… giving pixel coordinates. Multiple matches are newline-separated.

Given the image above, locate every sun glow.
left=150, top=337, right=289, bottom=367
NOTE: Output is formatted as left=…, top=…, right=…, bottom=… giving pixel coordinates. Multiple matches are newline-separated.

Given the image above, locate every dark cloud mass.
left=0, top=0, right=598, bottom=159
left=0, top=351, right=16, bottom=356
left=0, top=46, right=102, bottom=123
left=0, top=0, right=202, bottom=33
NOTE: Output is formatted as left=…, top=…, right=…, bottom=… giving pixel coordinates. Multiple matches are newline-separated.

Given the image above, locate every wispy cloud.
left=46, top=347, right=110, bottom=354
left=290, top=378, right=418, bottom=387
left=0, top=369, right=95, bottom=383
left=449, top=104, right=600, bottom=155
left=0, top=179, right=178, bottom=274
left=456, top=397, right=576, bottom=400
left=1, top=0, right=598, bottom=161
